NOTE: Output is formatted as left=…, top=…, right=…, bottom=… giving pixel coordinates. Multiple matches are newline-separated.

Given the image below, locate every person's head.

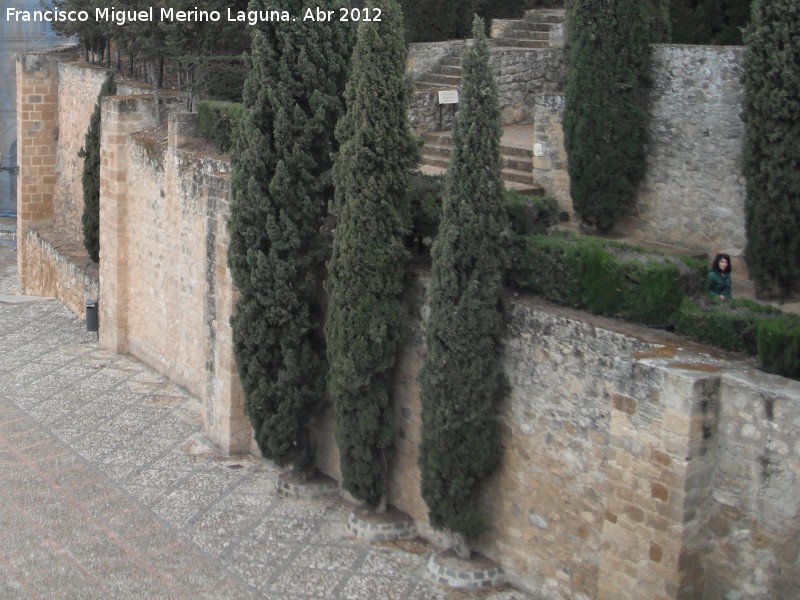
left=712, top=253, right=731, bottom=274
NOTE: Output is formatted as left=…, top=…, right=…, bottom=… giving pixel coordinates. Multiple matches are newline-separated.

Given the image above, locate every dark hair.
left=711, top=253, right=732, bottom=274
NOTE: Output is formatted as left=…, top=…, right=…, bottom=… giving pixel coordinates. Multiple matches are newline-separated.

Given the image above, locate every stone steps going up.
left=418, top=130, right=543, bottom=195
left=491, top=9, right=565, bottom=50
left=414, top=9, right=565, bottom=93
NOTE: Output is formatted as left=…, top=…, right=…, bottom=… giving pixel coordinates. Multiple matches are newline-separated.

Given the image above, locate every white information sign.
left=438, top=90, right=459, bottom=105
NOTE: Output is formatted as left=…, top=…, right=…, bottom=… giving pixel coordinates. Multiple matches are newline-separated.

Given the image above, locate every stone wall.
left=532, top=93, right=569, bottom=213
left=619, top=45, right=747, bottom=258
left=98, top=97, right=248, bottom=454
left=22, top=226, right=99, bottom=316
left=408, top=43, right=564, bottom=130
left=533, top=45, right=747, bottom=257
left=52, top=62, right=111, bottom=235
left=315, top=276, right=800, bottom=599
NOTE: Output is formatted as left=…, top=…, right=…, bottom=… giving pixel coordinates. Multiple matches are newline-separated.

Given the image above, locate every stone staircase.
left=491, top=9, right=565, bottom=49
left=418, top=130, right=543, bottom=195
left=415, top=55, right=462, bottom=91
left=414, top=10, right=565, bottom=90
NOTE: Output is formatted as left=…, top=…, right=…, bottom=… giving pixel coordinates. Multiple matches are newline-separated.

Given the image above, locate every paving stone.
left=0, top=245, right=536, bottom=600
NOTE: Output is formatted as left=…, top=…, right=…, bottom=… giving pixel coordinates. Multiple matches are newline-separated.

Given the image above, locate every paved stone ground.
left=0, top=242, right=533, bottom=599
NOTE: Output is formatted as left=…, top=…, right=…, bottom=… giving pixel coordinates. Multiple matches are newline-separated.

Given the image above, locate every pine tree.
left=563, top=0, right=653, bottom=232
left=418, top=18, right=508, bottom=554
left=325, top=0, right=417, bottom=508
left=742, top=0, right=800, bottom=298
left=79, top=74, right=116, bottom=263
left=227, top=0, right=352, bottom=473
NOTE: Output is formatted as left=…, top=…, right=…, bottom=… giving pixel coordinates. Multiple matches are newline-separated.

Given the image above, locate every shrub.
left=505, top=192, right=559, bottom=236
left=419, top=17, right=507, bottom=547
left=194, top=56, right=247, bottom=102
left=508, top=234, right=702, bottom=324
left=406, top=173, right=445, bottom=252
left=227, top=0, right=352, bottom=474
left=195, top=101, right=244, bottom=153
left=675, top=297, right=781, bottom=354
left=758, top=318, right=800, bottom=380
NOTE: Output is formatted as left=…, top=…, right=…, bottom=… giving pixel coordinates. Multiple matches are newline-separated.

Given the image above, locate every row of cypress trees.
left=229, top=0, right=507, bottom=551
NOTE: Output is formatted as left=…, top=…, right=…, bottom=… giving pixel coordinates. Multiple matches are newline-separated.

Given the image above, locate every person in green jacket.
left=708, top=253, right=732, bottom=300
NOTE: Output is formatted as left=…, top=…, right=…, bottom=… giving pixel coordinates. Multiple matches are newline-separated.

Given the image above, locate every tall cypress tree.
left=418, top=18, right=508, bottom=555
left=326, top=0, right=417, bottom=508
left=79, top=74, right=116, bottom=262
left=742, top=0, right=800, bottom=298
left=563, top=0, right=653, bottom=232
left=228, top=0, right=351, bottom=473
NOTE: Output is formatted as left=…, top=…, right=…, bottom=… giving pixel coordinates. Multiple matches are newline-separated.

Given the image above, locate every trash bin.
left=86, top=299, right=99, bottom=332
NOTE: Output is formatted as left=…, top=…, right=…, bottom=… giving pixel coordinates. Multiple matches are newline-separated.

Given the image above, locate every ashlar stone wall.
left=98, top=97, right=248, bottom=454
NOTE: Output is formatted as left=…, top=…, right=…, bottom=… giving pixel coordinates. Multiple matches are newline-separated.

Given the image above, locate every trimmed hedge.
left=508, top=233, right=705, bottom=324
left=195, top=101, right=244, bottom=153
left=675, top=297, right=781, bottom=354
left=506, top=233, right=800, bottom=380
left=676, top=297, right=800, bottom=380
left=758, top=318, right=800, bottom=380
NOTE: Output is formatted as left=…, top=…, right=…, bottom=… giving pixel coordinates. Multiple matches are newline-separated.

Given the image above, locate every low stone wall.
left=21, top=226, right=99, bottom=317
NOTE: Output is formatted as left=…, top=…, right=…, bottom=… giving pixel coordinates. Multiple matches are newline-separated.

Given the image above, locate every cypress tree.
left=326, top=0, right=417, bottom=508
left=742, top=0, right=800, bottom=298
left=227, top=0, right=351, bottom=473
left=79, top=74, right=116, bottom=263
left=563, top=0, right=653, bottom=232
left=418, top=18, right=508, bottom=555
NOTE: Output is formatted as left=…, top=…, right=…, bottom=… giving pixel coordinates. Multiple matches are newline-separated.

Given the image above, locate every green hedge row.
left=508, top=233, right=705, bottom=325
left=506, top=233, right=800, bottom=380
left=677, top=297, right=800, bottom=379
left=195, top=101, right=245, bottom=153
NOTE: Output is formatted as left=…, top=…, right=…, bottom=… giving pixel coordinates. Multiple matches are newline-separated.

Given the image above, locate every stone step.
left=418, top=73, right=462, bottom=87
left=499, top=144, right=533, bottom=159
left=503, top=155, right=532, bottom=171
left=420, top=155, right=450, bottom=169
left=437, top=65, right=462, bottom=76
left=421, top=147, right=531, bottom=173
left=421, top=143, right=451, bottom=158
left=494, top=20, right=551, bottom=33
left=505, top=180, right=544, bottom=195
left=440, top=56, right=462, bottom=67
left=414, top=82, right=455, bottom=91
left=492, top=37, right=549, bottom=49
left=502, top=167, right=534, bottom=185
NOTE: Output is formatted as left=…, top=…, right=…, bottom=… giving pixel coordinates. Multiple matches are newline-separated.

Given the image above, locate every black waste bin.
left=86, top=299, right=99, bottom=332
